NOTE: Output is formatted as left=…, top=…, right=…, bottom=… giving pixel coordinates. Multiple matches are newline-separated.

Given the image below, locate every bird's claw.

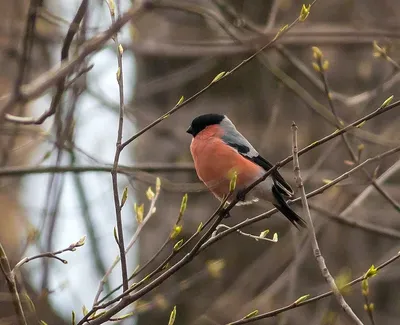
left=236, top=189, right=246, bottom=202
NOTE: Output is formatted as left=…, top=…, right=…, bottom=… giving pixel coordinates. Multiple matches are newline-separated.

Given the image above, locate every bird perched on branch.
left=187, top=113, right=306, bottom=229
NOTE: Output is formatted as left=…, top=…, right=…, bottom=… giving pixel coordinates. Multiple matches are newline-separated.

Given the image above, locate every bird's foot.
left=236, top=189, right=247, bottom=202
left=224, top=211, right=232, bottom=219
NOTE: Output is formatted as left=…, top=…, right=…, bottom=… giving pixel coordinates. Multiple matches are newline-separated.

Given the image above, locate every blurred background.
left=0, top=0, right=400, bottom=324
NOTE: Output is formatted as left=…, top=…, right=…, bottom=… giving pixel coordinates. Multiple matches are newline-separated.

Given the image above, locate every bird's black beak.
left=186, top=126, right=193, bottom=135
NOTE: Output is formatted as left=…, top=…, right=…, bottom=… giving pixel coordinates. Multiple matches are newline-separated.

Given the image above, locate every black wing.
left=250, top=155, right=294, bottom=197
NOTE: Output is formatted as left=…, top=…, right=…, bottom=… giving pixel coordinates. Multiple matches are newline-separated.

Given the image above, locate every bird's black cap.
left=186, top=114, right=225, bottom=137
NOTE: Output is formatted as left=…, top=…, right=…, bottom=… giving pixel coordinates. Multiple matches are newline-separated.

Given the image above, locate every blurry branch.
left=64, top=64, right=94, bottom=89
left=275, top=44, right=400, bottom=108
left=13, top=236, right=86, bottom=272
left=109, top=0, right=129, bottom=293
left=312, top=47, right=400, bottom=212
left=130, top=27, right=400, bottom=57
left=13, top=0, right=41, bottom=96
left=340, top=159, right=400, bottom=217
left=292, top=123, right=364, bottom=325
left=373, top=41, right=400, bottom=70
left=227, top=250, right=400, bottom=325
left=120, top=0, right=319, bottom=149
left=0, top=243, right=27, bottom=325
left=93, top=179, right=161, bottom=306
left=0, top=162, right=195, bottom=177
left=5, top=0, right=89, bottom=125
left=276, top=98, right=400, bottom=167
left=309, top=203, right=400, bottom=240
left=0, top=0, right=144, bottom=120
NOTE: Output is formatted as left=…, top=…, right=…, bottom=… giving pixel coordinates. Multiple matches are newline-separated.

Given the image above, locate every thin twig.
left=314, top=49, right=400, bottom=212
left=0, top=1, right=145, bottom=120
left=13, top=236, right=86, bottom=272
left=5, top=0, right=88, bottom=125
left=108, top=0, right=129, bottom=293
left=93, top=186, right=160, bottom=306
left=213, top=224, right=278, bottom=243
left=292, top=122, right=364, bottom=325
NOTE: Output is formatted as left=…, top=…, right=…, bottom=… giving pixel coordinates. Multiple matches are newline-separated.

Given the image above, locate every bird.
left=186, top=113, right=306, bottom=229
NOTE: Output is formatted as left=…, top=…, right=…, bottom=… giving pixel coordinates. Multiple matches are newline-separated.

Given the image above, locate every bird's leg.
left=236, top=189, right=247, bottom=202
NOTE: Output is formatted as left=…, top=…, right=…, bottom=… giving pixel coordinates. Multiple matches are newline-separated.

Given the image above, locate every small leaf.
left=134, top=203, right=144, bottom=223
left=196, top=222, right=203, bottom=233
left=259, top=229, right=269, bottom=238
left=272, top=233, right=278, bottom=242
left=156, top=177, right=161, bottom=193
left=176, top=96, right=184, bottom=106
left=312, top=62, right=320, bottom=72
left=372, top=41, right=386, bottom=58
left=113, top=227, right=119, bottom=244
left=121, top=187, right=128, bottom=208
left=312, top=46, right=322, bottom=59
left=380, top=95, right=394, bottom=109
left=39, top=150, right=52, bottom=163
left=173, top=239, right=184, bottom=251
left=168, top=306, right=177, bottom=325
left=243, top=310, right=259, bottom=319
left=146, top=187, right=155, bottom=200
left=76, top=236, right=86, bottom=247
left=322, top=60, right=329, bottom=71
left=361, top=279, right=369, bottom=296
left=118, top=44, right=124, bottom=55
left=211, top=71, right=226, bottom=83
left=24, top=293, right=35, bottom=312
left=364, top=264, right=378, bottom=279
left=170, top=225, right=182, bottom=239
left=229, top=170, right=238, bottom=192
left=116, top=67, right=121, bottom=81
left=294, top=294, right=310, bottom=305
left=178, top=194, right=188, bottom=224
left=82, top=305, right=88, bottom=316
left=299, top=4, right=311, bottom=21
left=206, top=259, right=225, bottom=278
left=279, top=24, right=289, bottom=33
left=117, top=312, right=134, bottom=320
left=356, top=120, right=366, bottom=128
left=108, top=0, right=115, bottom=16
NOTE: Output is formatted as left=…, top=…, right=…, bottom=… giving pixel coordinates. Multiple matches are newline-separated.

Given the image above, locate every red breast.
left=190, top=125, right=264, bottom=200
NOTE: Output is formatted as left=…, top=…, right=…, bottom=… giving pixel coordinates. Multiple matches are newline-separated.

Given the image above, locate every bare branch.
left=109, top=0, right=129, bottom=293
left=292, top=122, right=364, bottom=325
left=13, top=236, right=86, bottom=273
left=0, top=1, right=144, bottom=120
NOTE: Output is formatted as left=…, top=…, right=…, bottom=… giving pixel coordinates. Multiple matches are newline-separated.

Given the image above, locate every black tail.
left=272, top=186, right=307, bottom=230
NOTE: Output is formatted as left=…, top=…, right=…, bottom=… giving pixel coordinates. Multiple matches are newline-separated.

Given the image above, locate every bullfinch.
left=187, top=113, right=306, bottom=229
